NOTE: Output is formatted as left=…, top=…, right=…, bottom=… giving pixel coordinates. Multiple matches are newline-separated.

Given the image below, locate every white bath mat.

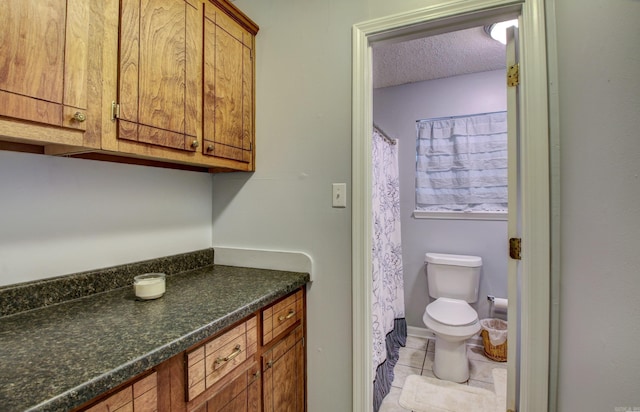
left=399, top=369, right=507, bottom=412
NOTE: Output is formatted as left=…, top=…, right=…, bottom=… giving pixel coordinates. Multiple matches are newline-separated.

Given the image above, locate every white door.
left=506, top=24, right=521, bottom=412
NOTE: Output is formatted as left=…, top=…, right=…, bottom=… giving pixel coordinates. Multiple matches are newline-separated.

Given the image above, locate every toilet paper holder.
left=487, top=295, right=508, bottom=313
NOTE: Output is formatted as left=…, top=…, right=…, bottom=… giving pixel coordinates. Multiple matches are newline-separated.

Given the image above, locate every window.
left=415, top=111, right=508, bottom=216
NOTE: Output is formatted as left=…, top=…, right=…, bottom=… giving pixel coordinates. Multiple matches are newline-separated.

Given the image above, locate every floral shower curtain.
left=372, top=126, right=406, bottom=412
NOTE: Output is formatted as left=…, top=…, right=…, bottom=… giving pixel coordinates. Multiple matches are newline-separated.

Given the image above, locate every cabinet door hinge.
left=507, top=63, right=519, bottom=87
left=509, top=237, right=522, bottom=260
left=111, top=101, right=120, bottom=120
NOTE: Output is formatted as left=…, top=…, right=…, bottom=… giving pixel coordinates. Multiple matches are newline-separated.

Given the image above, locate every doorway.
left=352, top=1, right=551, bottom=411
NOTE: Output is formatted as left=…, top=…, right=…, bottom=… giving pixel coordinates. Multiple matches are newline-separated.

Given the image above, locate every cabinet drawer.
left=190, top=363, right=261, bottom=412
left=186, top=316, right=257, bottom=401
left=262, top=290, right=303, bottom=345
left=82, top=371, right=157, bottom=412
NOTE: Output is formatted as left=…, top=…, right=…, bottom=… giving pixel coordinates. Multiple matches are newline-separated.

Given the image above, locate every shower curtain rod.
left=373, top=124, right=397, bottom=145
left=416, top=110, right=506, bottom=123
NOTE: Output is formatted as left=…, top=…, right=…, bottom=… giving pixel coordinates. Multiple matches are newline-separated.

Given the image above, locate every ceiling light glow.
left=486, top=19, right=519, bottom=45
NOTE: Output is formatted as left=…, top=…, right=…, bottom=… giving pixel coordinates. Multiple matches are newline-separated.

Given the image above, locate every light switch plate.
left=332, top=183, right=347, bottom=208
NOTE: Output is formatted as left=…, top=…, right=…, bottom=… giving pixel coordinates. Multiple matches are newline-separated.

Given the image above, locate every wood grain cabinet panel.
left=0, top=0, right=259, bottom=172
left=202, top=4, right=254, bottom=164
left=118, top=0, right=201, bottom=152
left=262, top=325, right=305, bottom=412
left=112, top=0, right=257, bottom=169
left=262, top=290, right=303, bottom=346
left=0, top=0, right=90, bottom=145
left=186, top=316, right=257, bottom=402
left=80, top=372, right=157, bottom=412
left=190, top=364, right=261, bottom=412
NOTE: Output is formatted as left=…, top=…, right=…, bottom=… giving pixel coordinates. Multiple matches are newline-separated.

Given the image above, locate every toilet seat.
left=426, top=297, right=478, bottom=326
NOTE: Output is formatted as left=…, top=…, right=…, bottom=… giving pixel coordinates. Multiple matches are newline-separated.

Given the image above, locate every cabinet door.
left=203, top=5, right=254, bottom=164
left=189, top=365, right=261, bottom=412
left=0, top=0, right=89, bottom=132
left=118, top=0, right=201, bottom=152
left=262, top=326, right=305, bottom=412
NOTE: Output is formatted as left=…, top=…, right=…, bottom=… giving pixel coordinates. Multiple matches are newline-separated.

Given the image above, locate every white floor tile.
left=387, top=339, right=508, bottom=412
left=426, top=338, right=435, bottom=353
left=466, top=344, right=491, bottom=361
left=423, top=349, right=434, bottom=371
left=420, top=368, right=436, bottom=379
left=469, top=358, right=504, bottom=383
left=397, top=347, right=426, bottom=369
left=405, top=336, right=428, bottom=351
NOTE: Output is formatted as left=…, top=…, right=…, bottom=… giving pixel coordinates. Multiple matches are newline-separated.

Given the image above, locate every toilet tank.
left=425, top=253, right=482, bottom=303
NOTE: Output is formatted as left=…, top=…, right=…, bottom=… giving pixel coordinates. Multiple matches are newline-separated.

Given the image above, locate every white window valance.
left=416, top=111, right=508, bottom=212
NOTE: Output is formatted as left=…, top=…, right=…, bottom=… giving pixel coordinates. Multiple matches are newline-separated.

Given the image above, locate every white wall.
left=373, top=70, right=508, bottom=327
left=555, top=0, right=640, bottom=410
left=0, top=151, right=212, bottom=286
left=212, top=1, right=440, bottom=410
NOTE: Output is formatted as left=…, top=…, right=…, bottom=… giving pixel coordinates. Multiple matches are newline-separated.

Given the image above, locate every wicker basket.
left=481, top=329, right=507, bottom=362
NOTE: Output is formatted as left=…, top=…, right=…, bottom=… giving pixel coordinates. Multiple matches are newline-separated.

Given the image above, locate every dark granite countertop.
left=0, top=264, right=309, bottom=412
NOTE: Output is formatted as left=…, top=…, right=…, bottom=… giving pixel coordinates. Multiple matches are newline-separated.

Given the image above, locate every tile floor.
left=379, top=336, right=508, bottom=412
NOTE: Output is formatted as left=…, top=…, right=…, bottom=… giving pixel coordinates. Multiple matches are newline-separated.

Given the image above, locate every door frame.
left=352, top=1, right=552, bottom=411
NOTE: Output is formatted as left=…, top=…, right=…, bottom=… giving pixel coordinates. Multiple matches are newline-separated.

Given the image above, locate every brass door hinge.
left=507, top=63, right=520, bottom=87
left=111, top=101, right=120, bottom=120
left=509, top=238, right=522, bottom=260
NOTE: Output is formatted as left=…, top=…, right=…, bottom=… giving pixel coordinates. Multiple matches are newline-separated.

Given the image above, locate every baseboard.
left=407, top=326, right=435, bottom=339
left=407, top=325, right=483, bottom=347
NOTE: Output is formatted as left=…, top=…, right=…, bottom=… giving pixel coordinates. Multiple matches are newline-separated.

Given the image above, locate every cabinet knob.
left=191, top=140, right=199, bottom=148
left=73, top=112, right=86, bottom=122
left=206, top=145, right=214, bottom=152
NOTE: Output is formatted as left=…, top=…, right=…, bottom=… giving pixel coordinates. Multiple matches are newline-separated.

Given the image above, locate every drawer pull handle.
left=278, top=309, right=295, bottom=322
left=214, top=344, right=242, bottom=368
left=266, top=360, right=274, bottom=369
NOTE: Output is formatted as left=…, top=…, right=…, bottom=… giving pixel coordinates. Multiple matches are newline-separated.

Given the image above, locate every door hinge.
left=111, top=101, right=120, bottom=120
left=509, top=238, right=522, bottom=260
left=507, top=63, right=519, bottom=87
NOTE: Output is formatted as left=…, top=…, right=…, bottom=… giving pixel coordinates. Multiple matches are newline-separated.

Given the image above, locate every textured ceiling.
left=372, top=26, right=506, bottom=89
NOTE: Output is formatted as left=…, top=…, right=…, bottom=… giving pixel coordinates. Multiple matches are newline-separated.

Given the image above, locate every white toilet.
left=422, top=252, right=482, bottom=383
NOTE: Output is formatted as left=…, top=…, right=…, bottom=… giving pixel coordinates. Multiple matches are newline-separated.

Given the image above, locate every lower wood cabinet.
left=262, top=324, right=305, bottom=412
left=76, top=287, right=306, bottom=412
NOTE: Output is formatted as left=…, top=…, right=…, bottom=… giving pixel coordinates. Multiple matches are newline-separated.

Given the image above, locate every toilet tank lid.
left=425, top=253, right=482, bottom=267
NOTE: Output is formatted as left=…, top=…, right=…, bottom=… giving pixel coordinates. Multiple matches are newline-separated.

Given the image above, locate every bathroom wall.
left=555, top=0, right=640, bottom=410
left=373, top=70, right=508, bottom=327
left=0, top=151, right=213, bottom=287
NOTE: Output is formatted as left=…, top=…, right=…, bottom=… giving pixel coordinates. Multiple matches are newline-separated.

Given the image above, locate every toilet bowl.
left=423, top=253, right=482, bottom=383
left=423, top=297, right=480, bottom=382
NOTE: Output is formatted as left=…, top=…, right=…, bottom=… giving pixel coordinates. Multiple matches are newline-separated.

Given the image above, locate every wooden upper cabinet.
left=203, top=2, right=255, bottom=164
left=117, top=0, right=202, bottom=152
left=0, top=0, right=258, bottom=172
left=0, top=0, right=89, bottom=134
